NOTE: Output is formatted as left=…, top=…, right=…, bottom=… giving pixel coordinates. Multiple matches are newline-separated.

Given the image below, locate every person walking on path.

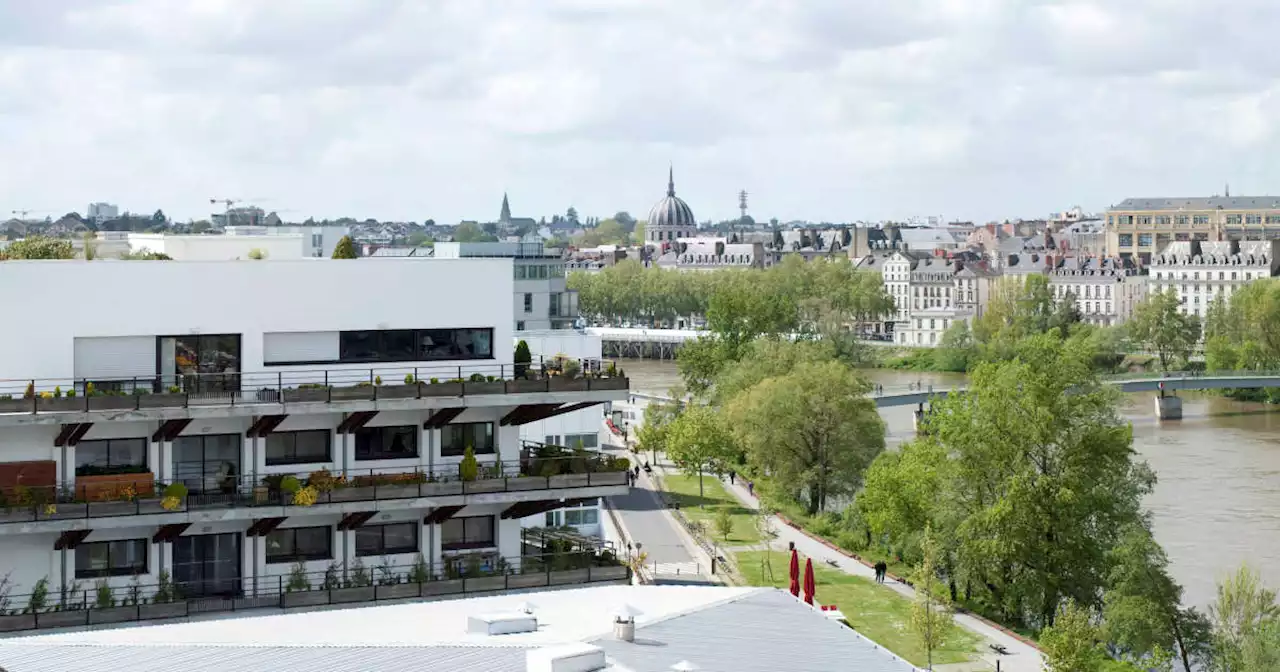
left=874, top=560, right=887, bottom=583
left=747, top=480, right=754, bottom=497
left=728, top=470, right=736, bottom=485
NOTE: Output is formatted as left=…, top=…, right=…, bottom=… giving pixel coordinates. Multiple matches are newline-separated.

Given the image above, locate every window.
left=516, top=321, right=525, bottom=331
left=565, top=508, right=599, bottom=526
left=75, top=539, right=147, bottom=578
left=332, top=328, right=494, bottom=364
left=354, top=425, right=418, bottom=460
left=75, top=438, right=147, bottom=476
left=265, top=526, right=332, bottom=564
left=355, top=522, right=419, bottom=557
left=563, top=433, right=598, bottom=449
left=1118, top=233, right=1134, bottom=248
left=160, top=334, right=241, bottom=393
left=441, top=422, right=495, bottom=457
left=1138, top=234, right=1153, bottom=247
left=265, top=430, right=331, bottom=466
left=523, top=293, right=533, bottom=313
left=549, top=293, right=561, bottom=317
left=441, top=516, right=495, bottom=550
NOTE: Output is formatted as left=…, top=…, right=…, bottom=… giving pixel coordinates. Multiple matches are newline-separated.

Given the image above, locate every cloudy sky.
left=0, top=0, right=1276, bottom=225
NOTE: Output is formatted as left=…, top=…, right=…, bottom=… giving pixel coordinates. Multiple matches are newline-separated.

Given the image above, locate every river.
left=620, top=359, right=1280, bottom=608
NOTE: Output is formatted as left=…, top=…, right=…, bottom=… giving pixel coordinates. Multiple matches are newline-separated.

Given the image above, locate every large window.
left=354, top=425, right=418, bottom=461
left=265, top=430, right=331, bottom=466
left=75, top=438, right=147, bottom=476
left=441, top=422, right=494, bottom=457
left=159, top=334, right=241, bottom=393
left=75, top=539, right=147, bottom=578
left=265, top=526, right=332, bottom=564
left=173, top=434, right=241, bottom=495
left=355, top=522, right=419, bottom=557
left=334, top=328, right=494, bottom=364
left=441, top=516, right=495, bottom=551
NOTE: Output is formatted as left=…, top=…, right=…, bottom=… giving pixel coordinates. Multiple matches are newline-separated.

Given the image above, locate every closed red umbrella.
left=788, top=549, right=800, bottom=598
left=803, top=558, right=816, bottom=605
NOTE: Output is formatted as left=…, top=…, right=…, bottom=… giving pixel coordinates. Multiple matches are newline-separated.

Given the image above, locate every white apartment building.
left=881, top=251, right=997, bottom=346
left=1149, top=240, right=1280, bottom=318
left=1048, top=257, right=1147, bottom=326
left=0, top=259, right=630, bottom=629
left=433, top=241, right=578, bottom=332
left=86, top=203, right=120, bottom=225
left=225, top=225, right=352, bottom=258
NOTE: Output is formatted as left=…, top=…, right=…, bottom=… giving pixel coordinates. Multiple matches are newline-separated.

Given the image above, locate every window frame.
left=440, top=422, right=495, bottom=457
left=327, top=328, right=495, bottom=365
left=264, top=430, right=332, bottom=466
left=75, top=538, right=148, bottom=579
left=440, top=515, right=496, bottom=551
left=354, top=425, right=420, bottom=461
left=354, top=522, right=420, bottom=557
left=75, top=437, right=148, bottom=475
left=265, top=525, right=333, bottom=564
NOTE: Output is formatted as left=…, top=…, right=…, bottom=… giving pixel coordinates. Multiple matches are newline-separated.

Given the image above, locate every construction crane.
left=209, top=198, right=240, bottom=211
left=10, top=209, right=46, bottom=220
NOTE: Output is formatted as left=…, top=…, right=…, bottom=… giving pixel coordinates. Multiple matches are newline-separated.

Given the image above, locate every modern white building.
left=0, top=258, right=630, bottom=619
left=433, top=241, right=577, bottom=332
left=86, top=203, right=120, bottom=225
left=225, top=225, right=352, bottom=258
left=1048, top=257, right=1147, bottom=326
left=1149, top=240, right=1280, bottom=318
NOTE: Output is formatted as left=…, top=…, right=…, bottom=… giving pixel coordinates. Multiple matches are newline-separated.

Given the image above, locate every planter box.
left=549, top=474, right=592, bottom=489
left=41, top=503, right=88, bottom=520
left=421, top=579, right=464, bottom=597
left=0, top=613, right=36, bottom=632
left=87, top=501, right=140, bottom=517
left=284, top=388, right=330, bottom=403
left=505, top=379, right=548, bottom=394
left=590, top=565, right=630, bottom=582
left=423, top=481, right=464, bottom=497
left=463, top=478, right=507, bottom=495
left=376, top=483, right=422, bottom=500
left=589, top=377, right=630, bottom=391
left=37, top=397, right=85, bottom=413
left=138, top=393, right=186, bottom=409
left=89, top=605, right=139, bottom=625
left=507, top=477, right=548, bottom=492
left=87, top=396, right=139, bottom=411
left=375, top=583, right=422, bottom=601
left=76, top=472, right=156, bottom=501
left=0, top=398, right=33, bottom=414
left=464, top=575, right=507, bottom=592
left=463, top=381, right=506, bottom=396
left=591, top=471, right=628, bottom=487
left=326, top=486, right=377, bottom=503
left=328, top=586, right=375, bottom=604
left=549, top=568, right=591, bottom=586
left=421, top=382, right=463, bottom=397
left=507, top=574, right=549, bottom=589
left=138, top=601, right=189, bottom=621
left=35, top=610, right=89, bottom=629
left=331, top=386, right=376, bottom=402
left=0, top=508, right=33, bottom=523
left=375, top=384, right=419, bottom=400
left=135, top=498, right=177, bottom=515
left=281, top=590, right=331, bottom=609
left=548, top=378, right=590, bottom=393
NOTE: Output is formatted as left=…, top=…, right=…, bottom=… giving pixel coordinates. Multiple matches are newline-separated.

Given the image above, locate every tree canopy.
left=331, top=235, right=357, bottom=259
left=1, top=236, right=75, bottom=260
left=1129, top=289, right=1201, bottom=371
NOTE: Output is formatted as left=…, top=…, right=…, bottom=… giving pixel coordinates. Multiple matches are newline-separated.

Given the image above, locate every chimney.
left=527, top=643, right=608, bottom=672
left=613, top=604, right=642, bottom=642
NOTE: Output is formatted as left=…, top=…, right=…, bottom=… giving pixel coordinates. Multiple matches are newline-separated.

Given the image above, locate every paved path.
left=600, top=433, right=703, bottom=571
left=721, top=477, right=1044, bottom=672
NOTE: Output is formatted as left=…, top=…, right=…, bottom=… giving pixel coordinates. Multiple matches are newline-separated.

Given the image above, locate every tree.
left=453, top=221, right=496, bottom=243
left=1103, top=525, right=1211, bottom=671
left=566, top=207, right=579, bottom=225
left=1209, top=565, right=1280, bottom=671
left=152, top=209, right=167, bottom=224
left=2, top=236, right=74, bottom=260
left=910, top=525, right=955, bottom=671
left=331, top=235, right=357, bottom=259
left=725, top=360, right=885, bottom=515
left=664, top=405, right=737, bottom=499
left=1042, top=600, right=1108, bottom=672
left=514, top=340, right=532, bottom=378
left=81, top=232, right=98, bottom=261
left=714, top=507, right=734, bottom=540
left=1129, top=289, right=1201, bottom=370
left=635, top=395, right=682, bottom=464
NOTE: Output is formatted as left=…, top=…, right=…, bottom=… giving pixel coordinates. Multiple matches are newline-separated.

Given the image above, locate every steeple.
left=500, top=192, right=512, bottom=222
left=667, top=165, right=676, bottom=198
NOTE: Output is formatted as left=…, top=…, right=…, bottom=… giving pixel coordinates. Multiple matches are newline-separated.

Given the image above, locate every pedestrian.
left=728, top=470, right=736, bottom=485
left=747, top=481, right=754, bottom=497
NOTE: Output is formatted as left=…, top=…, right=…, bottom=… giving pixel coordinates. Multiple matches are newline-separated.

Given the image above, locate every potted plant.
left=462, top=373, right=505, bottom=396
left=0, top=390, right=33, bottom=414
left=85, top=390, right=138, bottom=411
left=88, top=579, right=135, bottom=624
left=139, top=571, right=187, bottom=620
left=548, top=359, right=589, bottom=392
left=281, top=562, right=329, bottom=608
left=37, top=389, right=84, bottom=413
left=329, top=559, right=375, bottom=604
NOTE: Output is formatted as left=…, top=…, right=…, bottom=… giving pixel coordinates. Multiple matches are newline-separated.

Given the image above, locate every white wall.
left=0, top=258, right=514, bottom=385
left=127, top=234, right=308, bottom=261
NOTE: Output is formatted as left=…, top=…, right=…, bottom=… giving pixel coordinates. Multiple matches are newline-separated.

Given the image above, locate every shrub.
left=374, top=375, right=383, bottom=386
left=27, top=577, right=48, bottom=613
left=409, top=554, right=430, bottom=584
left=65, top=389, right=76, bottom=398
left=469, top=372, right=486, bottom=383
left=514, top=340, right=532, bottom=378
left=307, top=469, right=336, bottom=492
left=563, top=359, right=582, bottom=380
left=458, top=446, right=479, bottom=482
left=153, top=570, right=176, bottom=603
left=285, top=562, right=310, bottom=592
left=22, top=382, right=34, bottom=399
left=280, top=475, right=301, bottom=494
left=85, top=382, right=96, bottom=397
left=53, top=386, right=62, bottom=398
left=430, top=377, right=440, bottom=384
left=293, top=485, right=318, bottom=506
left=163, top=482, right=188, bottom=500
left=404, top=373, right=416, bottom=385
left=95, top=580, right=114, bottom=608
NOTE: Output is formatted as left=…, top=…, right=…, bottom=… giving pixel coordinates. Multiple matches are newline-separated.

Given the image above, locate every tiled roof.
left=1112, top=197, right=1280, bottom=211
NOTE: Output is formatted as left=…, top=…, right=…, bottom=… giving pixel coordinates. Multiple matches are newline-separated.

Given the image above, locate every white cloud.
left=0, top=0, right=1278, bottom=223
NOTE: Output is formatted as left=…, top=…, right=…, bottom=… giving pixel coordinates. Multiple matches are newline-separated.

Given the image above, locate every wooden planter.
left=284, top=388, right=329, bottom=403
left=138, top=393, right=187, bottom=409
left=548, top=378, right=590, bottom=392
left=549, top=474, right=592, bottom=489
left=505, top=379, right=548, bottom=394
left=463, top=478, right=507, bottom=495
left=76, top=472, right=156, bottom=501
left=87, top=500, right=140, bottom=517
left=589, top=377, right=630, bottom=391
left=420, top=579, right=464, bottom=597
left=37, top=397, right=85, bottom=413
left=0, top=398, right=33, bottom=414
left=35, top=610, right=89, bottom=629
left=41, top=503, right=88, bottom=520
left=507, top=477, right=548, bottom=492
left=0, top=613, right=35, bottom=632
left=87, top=396, right=138, bottom=411
left=507, top=573, right=549, bottom=589
left=420, top=382, right=463, bottom=397
left=326, top=486, right=377, bottom=503
left=376, top=483, right=422, bottom=500
left=464, top=575, right=507, bottom=592
left=138, top=601, right=188, bottom=621
left=375, top=384, right=420, bottom=400
left=89, top=605, right=139, bottom=625
left=375, top=582, right=421, bottom=601
left=330, top=386, right=376, bottom=402
left=281, top=590, right=330, bottom=609
left=591, top=565, right=630, bottom=582
left=549, top=568, right=591, bottom=585
left=423, top=481, right=463, bottom=497
left=328, top=586, right=375, bottom=604
left=463, top=381, right=505, bottom=396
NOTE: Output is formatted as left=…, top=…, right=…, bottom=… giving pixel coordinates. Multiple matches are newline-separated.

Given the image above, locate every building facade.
left=1149, top=240, right=1280, bottom=318
left=1106, top=196, right=1280, bottom=261
left=0, top=259, right=630, bottom=604
left=433, top=241, right=577, bottom=332
left=86, top=203, right=119, bottom=225
left=1048, top=257, right=1147, bottom=326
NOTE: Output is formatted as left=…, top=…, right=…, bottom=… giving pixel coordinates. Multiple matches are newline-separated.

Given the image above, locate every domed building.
left=646, top=167, right=698, bottom=246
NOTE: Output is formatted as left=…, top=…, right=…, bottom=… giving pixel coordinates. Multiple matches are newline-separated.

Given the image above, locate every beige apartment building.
left=1106, top=196, right=1280, bottom=261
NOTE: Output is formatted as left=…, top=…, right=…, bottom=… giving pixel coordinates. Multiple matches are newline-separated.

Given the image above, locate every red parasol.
left=788, top=549, right=800, bottom=598
left=803, top=558, right=816, bottom=605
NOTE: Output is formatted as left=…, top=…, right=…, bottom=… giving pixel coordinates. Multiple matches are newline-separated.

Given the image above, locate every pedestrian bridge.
left=874, top=371, right=1280, bottom=408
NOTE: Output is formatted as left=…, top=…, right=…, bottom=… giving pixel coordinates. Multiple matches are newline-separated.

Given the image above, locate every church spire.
left=667, top=165, right=676, bottom=198
left=500, top=192, right=512, bottom=222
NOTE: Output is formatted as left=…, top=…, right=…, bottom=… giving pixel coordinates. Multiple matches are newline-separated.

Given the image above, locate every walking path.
left=720, top=477, right=1045, bottom=672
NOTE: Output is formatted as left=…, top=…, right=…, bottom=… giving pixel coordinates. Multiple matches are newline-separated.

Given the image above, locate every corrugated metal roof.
left=0, top=644, right=526, bottom=672
left=590, top=589, right=919, bottom=672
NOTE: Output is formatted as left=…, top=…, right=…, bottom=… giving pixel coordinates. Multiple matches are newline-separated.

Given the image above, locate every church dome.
left=646, top=168, right=697, bottom=244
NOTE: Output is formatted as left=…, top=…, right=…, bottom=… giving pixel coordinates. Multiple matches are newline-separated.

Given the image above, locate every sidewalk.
left=721, top=477, right=1044, bottom=672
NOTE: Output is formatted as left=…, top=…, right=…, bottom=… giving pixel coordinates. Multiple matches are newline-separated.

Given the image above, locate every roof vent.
left=613, top=603, right=643, bottom=642
left=467, top=610, right=539, bottom=636
left=671, top=662, right=702, bottom=671
left=527, top=643, right=607, bottom=672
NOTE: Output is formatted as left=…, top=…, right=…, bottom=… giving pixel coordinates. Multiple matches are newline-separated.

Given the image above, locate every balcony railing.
left=0, top=453, right=632, bottom=523
left=0, top=549, right=631, bottom=633
left=0, top=357, right=629, bottom=416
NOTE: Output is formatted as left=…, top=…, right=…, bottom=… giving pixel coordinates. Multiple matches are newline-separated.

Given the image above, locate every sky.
left=1, top=0, right=1278, bottom=225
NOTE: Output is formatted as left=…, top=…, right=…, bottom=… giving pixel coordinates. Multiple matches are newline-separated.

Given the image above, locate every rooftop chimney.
left=527, top=643, right=608, bottom=672
left=613, top=603, right=642, bottom=642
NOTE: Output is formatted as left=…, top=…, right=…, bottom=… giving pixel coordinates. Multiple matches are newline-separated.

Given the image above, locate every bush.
left=514, top=340, right=532, bottom=378
left=469, top=373, right=486, bottom=382
left=280, top=475, right=301, bottom=494
left=22, top=382, right=34, bottom=399
left=404, top=373, right=416, bottom=385
left=163, top=482, right=188, bottom=500
left=285, top=562, right=310, bottom=592
left=307, top=469, right=336, bottom=492
left=458, top=446, right=479, bottom=482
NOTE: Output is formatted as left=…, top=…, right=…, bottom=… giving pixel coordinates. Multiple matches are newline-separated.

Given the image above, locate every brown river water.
left=621, top=359, right=1280, bottom=608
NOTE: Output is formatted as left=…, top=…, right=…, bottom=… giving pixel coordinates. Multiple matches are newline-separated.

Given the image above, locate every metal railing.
left=870, top=369, right=1280, bottom=398
left=0, top=455, right=633, bottom=523
left=0, top=550, right=631, bottom=633
left=0, top=357, right=629, bottom=415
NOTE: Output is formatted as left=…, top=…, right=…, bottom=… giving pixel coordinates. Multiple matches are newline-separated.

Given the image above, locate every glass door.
left=172, top=533, right=242, bottom=598
left=158, top=334, right=242, bottom=394
left=173, top=434, right=242, bottom=496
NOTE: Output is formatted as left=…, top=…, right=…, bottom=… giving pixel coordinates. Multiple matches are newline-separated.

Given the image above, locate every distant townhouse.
left=1048, top=257, right=1147, bottom=327
left=1105, top=195, right=1280, bottom=262
left=1149, top=240, right=1280, bottom=318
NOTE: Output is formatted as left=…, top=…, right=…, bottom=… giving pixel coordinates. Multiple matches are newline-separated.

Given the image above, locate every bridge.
left=586, top=327, right=896, bottom=360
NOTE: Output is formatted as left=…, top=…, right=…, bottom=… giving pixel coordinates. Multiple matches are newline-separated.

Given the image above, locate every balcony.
left=0, top=451, right=632, bottom=524
left=0, top=548, right=631, bottom=633
left=0, top=358, right=629, bottom=420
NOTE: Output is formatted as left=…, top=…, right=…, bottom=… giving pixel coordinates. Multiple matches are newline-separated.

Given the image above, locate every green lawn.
left=661, top=473, right=762, bottom=545
left=736, top=550, right=981, bottom=668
